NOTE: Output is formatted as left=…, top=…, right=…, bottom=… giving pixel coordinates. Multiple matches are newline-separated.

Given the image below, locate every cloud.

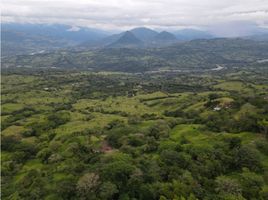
left=1, top=0, right=268, bottom=32
left=67, top=26, right=81, bottom=32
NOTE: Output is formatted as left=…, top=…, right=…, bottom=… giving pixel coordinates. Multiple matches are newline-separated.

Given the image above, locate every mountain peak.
left=109, top=31, right=143, bottom=47
left=130, top=27, right=158, bottom=41
left=118, top=31, right=142, bottom=44
left=154, top=31, right=177, bottom=41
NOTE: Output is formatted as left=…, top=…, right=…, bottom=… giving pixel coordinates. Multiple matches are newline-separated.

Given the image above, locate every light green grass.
left=2, top=103, right=25, bottom=114
left=73, top=96, right=160, bottom=116
left=234, top=103, right=258, bottom=120
left=170, top=124, right=263, bottom=147
left=214, top=81, right=250, bottom=92
left=1, top=125, right=27, bottom=137
left=54, top=113, right=126, bottom=137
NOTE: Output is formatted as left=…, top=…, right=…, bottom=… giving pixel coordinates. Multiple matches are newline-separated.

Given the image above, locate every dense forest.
left=1, top=62, right=268, bottom=199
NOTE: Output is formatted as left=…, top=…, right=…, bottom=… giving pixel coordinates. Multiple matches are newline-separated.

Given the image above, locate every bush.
left=37, top=148, right=52, bottom=163
left=105, top=119, right=125, bottom=130
left=47, top=111, right=71, bottom=128
left=148, top=120, right=170, bottom=139
left=128, top=115, right=141, bottom=125
left=1, top=135, right=20, bottom=151
left=233, top=146, right=262, bottom=171
left=255, top=140, right=268, bottom=155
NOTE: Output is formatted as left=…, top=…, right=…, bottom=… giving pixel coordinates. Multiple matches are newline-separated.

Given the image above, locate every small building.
left=213, top=106, right=221, bottom=111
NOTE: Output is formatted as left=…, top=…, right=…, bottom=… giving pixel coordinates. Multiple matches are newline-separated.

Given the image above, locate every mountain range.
left=100, top=29, right=179, bottom=48
left=2, top=23, right=268, bottom=56
left=1, top=23, right=109, bottom=56
left=1, top=24, right=214, bottom=55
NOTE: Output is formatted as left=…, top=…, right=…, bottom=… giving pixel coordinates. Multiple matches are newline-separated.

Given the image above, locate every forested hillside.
left=1, top=64, right=268, bottom=199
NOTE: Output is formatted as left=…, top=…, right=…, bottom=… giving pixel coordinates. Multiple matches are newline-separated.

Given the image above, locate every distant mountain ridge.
left=2, top=23, right=109, bottom=43
left=2, top=23, right=216, bottom=54
left=130, top=27, right=158, bottom=41
left=4, top=23, right=268, bottom=56
left=109, top=31, right=143, bottom=48
left=1, top=23, right=109, bottom=56
left=154, top=31, right=177, bottom=41
left=83, top=28, right=179, bottom=48
left=245, top=33, right=268, bottom=41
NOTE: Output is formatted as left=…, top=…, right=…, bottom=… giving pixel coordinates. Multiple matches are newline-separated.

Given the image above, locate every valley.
left=1, top=62, right=268, bottom=199
left=1, top=23, right=268, bottom=200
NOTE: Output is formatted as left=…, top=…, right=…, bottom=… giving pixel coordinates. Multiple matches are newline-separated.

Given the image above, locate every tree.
left=37, top=148, right=52, bottom=163
left=208, top=93, right=220, bottom=101
left=47, top=111, right=71, bottom=128
left=128, top=115, right=141, bottom=125
left=260, top=187, right=268, bottom=200
left=215, top=176, right=242, bottom=196
left=127, top=168, right=144, bottom=196
left=224, top=137, right=241, bottom=149
left=160, top=150, right=191, bottom=169
left=159, top=196, right=168, bottom=200
left=56, top=176, right=76, bottom=200
left=148, top=120, right=170, bottom=139
left=105, top=119, right=125, bottom=130
left=76, top=173, right=100, bottom=200
left=99, top=182, right=118, bottom=200
left=233, top=146, right=262, bottom=171
left=17, top=169, right=46, bottom=200
left=101, top=161, right=135, bottom=190
left=258, top=119, right=268, bottom=138
left=238, top=169, right=264, bottom=199
left=255, top=140, right=268, bottom=156
left=1, top=135, right=20, bottom=151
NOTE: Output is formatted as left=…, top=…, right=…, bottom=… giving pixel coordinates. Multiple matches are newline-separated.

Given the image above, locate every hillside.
left=130, top=27, right=158, bottom=41
left=154, top=31, right=177, bottom=41
left=109, top=31, right=143, bottom=48
left=1, top=64, right=268, bottom=200
left=3, top=38, right=268, bottom=72
left=2, top=0, right=268, bottom=199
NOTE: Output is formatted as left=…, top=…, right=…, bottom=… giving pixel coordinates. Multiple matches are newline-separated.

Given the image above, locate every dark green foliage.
left=233, top=145, right=262, bottom=171
left=1, top=135, right=20, bottom=151
left=224, top=137, right=241, bottom=149
left=148, top=120, right=170, bottom=139
left=17, top=169, right=47, bottom=200
left=101, top=161, right=136, bottom=190
left=56, top=176, right=77, bottom=200
left=255, top=140, right=268, bottom=156
left=238, top=169, right=264, bottom=199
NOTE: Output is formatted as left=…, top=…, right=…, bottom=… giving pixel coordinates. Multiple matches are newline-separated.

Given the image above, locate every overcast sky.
left=2, top=0, right=268, bottom=35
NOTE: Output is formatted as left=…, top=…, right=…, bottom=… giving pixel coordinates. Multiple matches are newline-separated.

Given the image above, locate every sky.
left=2, top=0, right=268, bottom=36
